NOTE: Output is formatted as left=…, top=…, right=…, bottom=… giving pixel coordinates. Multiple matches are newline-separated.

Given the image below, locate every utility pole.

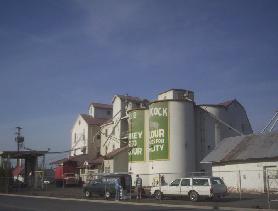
left=15, top=127, right=24, bottom=166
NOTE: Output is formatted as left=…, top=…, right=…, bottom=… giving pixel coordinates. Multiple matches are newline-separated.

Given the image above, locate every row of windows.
left=170, top=178, right=224, bottom=187
left=170, top=178, right=209, bottom=187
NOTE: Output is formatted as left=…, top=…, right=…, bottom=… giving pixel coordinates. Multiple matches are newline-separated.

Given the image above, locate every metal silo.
left=148, top=99, right=195, bottom=185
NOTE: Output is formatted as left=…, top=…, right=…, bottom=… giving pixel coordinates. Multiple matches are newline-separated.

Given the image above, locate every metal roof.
left=80, top=114, right=109, bottom=126
left=0, top=150, right=47, bottom=159
left=201, top=132, right=278, bottom=164
left=198, top=99, right=240, bottom=108
left=89, top=102, right=112, bottom=109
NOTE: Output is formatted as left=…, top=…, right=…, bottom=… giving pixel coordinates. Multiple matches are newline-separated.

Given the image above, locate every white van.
left=150, top=177, right=227, bottom=202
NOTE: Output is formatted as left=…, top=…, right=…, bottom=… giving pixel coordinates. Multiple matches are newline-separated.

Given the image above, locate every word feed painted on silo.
left=128, top=110, right=145, bottom=162
left=149, top=102, right=169, bottom=160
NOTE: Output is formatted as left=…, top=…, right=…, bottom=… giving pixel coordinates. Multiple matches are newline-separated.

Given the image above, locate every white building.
left=100, top=95, right=148, bottom=173
left=67, top=89, right=253, bottom=187
left=196, top=98, right=253, bottom=172
left=201, top=133, right=278, bottom=193
left=71, top=103, right=112, bottom=158
left=126, top=89, right=253, bottom=186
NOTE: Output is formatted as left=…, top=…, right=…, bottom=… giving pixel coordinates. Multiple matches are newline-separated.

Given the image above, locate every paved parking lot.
left=5, top=185, right=278, bottom=210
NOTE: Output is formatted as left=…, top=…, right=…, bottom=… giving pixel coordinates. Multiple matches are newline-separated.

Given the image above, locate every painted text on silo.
left=128, top=110, right=145, bottom=162
left=149, top=102, right=169, bottom=160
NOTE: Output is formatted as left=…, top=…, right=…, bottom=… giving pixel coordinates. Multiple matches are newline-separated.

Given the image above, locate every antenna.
left=15, top=126, right=24, bottom=166
left=15, top=127, right=24, bottom=149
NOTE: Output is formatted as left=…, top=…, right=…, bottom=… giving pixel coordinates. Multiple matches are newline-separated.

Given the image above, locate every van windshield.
left=211, top=177, right=224, bottom=185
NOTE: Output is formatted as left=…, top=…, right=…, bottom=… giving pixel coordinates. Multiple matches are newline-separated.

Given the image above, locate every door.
left=180, top=178, right=191, bottom=196
left=263, top=166, right=277, bottom=192
left=165, top=179, right=181, bottom=195
left=192, top=178, right=210, bottom=196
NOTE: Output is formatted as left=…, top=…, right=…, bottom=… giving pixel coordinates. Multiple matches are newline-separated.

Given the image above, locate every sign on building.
left=128, top=110, right=145, bottom=162
left=149, top=102, right=169, bottom=160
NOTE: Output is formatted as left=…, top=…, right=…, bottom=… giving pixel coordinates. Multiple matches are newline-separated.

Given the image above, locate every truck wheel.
left=154, top=190, right=163, bottom=200
left=85, top=190, right=91, bottom=198
left=189, top=191, right=199, bottom=202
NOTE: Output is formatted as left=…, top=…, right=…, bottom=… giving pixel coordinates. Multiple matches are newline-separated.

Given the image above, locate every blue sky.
left=0, top=0, right=277, bottom=161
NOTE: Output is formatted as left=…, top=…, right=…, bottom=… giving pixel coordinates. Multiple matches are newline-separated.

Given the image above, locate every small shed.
left=0, top=150, right=47, bottom=187
left=201, top=133, right=278, bottom=193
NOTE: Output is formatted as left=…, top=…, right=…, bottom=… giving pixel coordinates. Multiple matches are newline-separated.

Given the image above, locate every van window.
left=170, top=179, right=181, bottom=186
left=181, top=179, right=190, bottom=186
left=193, top=179, right=209, bottom=186
left=91, top=179, right=101, bottom=184
left=102, top=177, right=116, bottom=184
left=211, top=178, right=224, bottom=185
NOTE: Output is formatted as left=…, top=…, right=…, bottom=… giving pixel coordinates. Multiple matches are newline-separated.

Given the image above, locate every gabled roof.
left=89, top=102, right=112, bottom=109
left=104, top=145, right=130, bottom=160
left=80, top=114, right=108, bottom=126
left=217, top=99, right=236, bottom=107
left=198, top=99, right=241, bottom=108
left=201, top=133, right=278, bottom=164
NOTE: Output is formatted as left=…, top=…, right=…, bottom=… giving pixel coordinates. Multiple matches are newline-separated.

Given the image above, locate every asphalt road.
left=0, top=195, right=223, bottom=211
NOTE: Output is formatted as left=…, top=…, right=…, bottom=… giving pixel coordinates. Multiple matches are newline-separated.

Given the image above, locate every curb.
left=0, top=193, right=275, bottom=211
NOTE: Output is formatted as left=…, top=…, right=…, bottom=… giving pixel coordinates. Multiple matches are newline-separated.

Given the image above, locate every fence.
left=266, top=169, right=278, bottom=208
left=1, top=169, right=278, bottom=208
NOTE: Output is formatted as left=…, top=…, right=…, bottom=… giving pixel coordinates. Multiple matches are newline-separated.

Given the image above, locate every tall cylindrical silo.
left=127, top=108, right=150, bottom=186
left=148, top=99, right=195, bottom=185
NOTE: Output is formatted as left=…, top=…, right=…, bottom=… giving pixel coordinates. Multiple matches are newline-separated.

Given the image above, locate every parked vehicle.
left=54, top=161, right=79, bottom=187
left=83, top=173, right=132, bottom=199
left=151, top=176, right=227, bottom=202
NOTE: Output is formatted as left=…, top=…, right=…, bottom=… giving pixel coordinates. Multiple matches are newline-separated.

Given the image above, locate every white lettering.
left=129, top=131, right=143, bottom=140
left=150, top=129, right=165, bottom=139
left=149, top=144, right=164, bottom=152
left=129, top=147, right=143, bottom=155
left=150, top=107, right=168, bottom=117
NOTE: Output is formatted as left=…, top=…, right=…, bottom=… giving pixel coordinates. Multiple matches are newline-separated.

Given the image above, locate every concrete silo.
left=127, top=108, right=150, bottom=186
left=148, top=96, right=195, bottom=185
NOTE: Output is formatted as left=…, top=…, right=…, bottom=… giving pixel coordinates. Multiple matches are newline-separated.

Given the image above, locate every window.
left=91, top=179, right=101, bottom=184
left=105, top=129, right=108, bottom=137
left=181, top=179, right=190, bottom=186
left=97, top=135, right=101, bottom=140
left=170, top=179, right=181, bottom=186
left=193, top=179, right=209, bottom=186
left=211, top=178, right=224, bottom=185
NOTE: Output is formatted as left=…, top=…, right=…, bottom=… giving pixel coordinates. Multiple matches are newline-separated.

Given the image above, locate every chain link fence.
left=1, top=169, right=278, bottom=208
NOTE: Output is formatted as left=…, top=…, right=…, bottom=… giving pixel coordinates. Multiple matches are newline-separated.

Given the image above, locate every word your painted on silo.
left=128, top=110, right=145, bottom=162
left=149, top=102, right=169, bottom=160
